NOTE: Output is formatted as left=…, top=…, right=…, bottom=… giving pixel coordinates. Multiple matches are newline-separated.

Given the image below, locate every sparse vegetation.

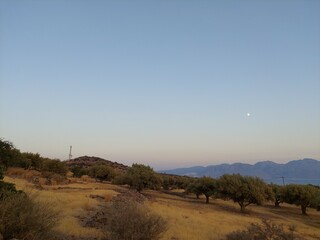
left=1, top=138, right=320, bottom=239
left=226, top=218, right=298, bottom=240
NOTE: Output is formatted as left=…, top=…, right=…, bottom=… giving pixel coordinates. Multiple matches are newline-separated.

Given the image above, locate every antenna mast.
left=69, top=145, right=72, bottom=160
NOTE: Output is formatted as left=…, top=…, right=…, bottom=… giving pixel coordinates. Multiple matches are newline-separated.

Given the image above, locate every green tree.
left=190, top=177, right=216, bottom=204
left=21, top=152, right=43, bottom=170
left=217, top=174, right=270, bottom=212
left=41, top=159, right=68, bottom=176
left=0, top=139, right=23, bottom=168
left=88, top=164, right=115, bottom=181
left=185, top=178, right=202, bottom=199
left=270, top=184, right=284, bottom=207
left=283, top=184, right=319, bottom=215
left=70, top=165, right=88, bottom=177
left=125, top=164, right=161, bottom=192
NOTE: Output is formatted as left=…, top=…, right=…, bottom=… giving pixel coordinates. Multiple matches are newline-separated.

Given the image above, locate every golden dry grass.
left=4, top=174, right=320, bottom=240
left=146, top=191, right=320, bottom=240
left=3, top=176, right=120, bottom=239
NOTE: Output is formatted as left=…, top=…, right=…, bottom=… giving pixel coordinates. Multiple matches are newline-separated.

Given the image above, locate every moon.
left=247, top=113, right=251, bottom=117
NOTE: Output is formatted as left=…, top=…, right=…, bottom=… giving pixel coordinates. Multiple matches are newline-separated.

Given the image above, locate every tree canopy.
left=125, top=164, right=161, bottom=192
left=88, top=163, right=115, bottom=181
left=217, top=174, right=271, bottom=212
left=187, top=177, right=216, bottom=204
left=270, top=184, right=284, bottom=207
left=283, top=184, right=319, bottom=215
left=0, top=139, right=22, bottom=168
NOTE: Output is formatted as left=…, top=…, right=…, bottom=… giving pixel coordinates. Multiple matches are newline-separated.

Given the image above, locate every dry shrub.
left=226, top=219, right=298, bottom=240
left=67, top=177, right=78, bottom=183
left=0, top=191, right=60, bottom=240
left=38, top=177, right=48, bottom=185
left=24, top=170, right=41, bottom=181
left=102, top=199, right=167, bottom=240
left=104, top=193, right=113, bottom=202
left=6, top=167, right=25, bottom=176
left=66, top=171, right=74, bottom=178
left=81, top=175, right=95, bottom=183
left=6, top=168, right=41, bottom=181
left=83, top=200, right=96, bottom=211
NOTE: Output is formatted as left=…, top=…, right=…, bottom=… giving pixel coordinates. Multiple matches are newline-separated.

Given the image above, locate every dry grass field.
left=4, top=174, right=320, bottom=240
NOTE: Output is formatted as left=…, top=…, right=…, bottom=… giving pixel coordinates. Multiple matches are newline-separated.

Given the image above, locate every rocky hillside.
left=66, top=156, right=129, bottom=173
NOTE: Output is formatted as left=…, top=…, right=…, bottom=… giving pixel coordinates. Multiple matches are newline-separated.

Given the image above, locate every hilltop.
left=66, top=156, right=129, bottom=173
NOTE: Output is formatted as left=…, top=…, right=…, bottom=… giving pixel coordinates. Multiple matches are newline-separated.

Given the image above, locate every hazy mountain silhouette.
left=160, top=158, right=320, bottom=185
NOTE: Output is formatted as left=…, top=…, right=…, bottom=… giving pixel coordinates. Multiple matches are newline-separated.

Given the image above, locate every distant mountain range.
left=159, top=159, right=320, bottom=185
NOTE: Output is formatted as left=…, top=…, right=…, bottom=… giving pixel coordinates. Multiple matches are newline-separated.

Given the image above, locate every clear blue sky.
left=1, top=0, right=319, bottom=169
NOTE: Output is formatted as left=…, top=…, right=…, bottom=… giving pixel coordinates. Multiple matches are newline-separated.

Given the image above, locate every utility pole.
left=281, top=176, right=285, bottom=186
left=69, top=145, right=72, bottom=160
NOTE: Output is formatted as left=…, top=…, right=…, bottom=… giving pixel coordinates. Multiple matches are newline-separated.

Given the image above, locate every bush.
left=0, top=181, right=21, bottom=199
left=88, top=164, right=115, bottom=181
left=41, top=159, right=68, bottom=176
left=0, top=192, right=60, bottom=240
left=124, top=164, right=162, bottom=192
left=226, top=219, right=298, bottom=240
left=102, top=199, right=167, bottom=240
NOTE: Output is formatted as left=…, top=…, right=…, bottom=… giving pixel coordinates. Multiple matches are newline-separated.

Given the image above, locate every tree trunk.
left=275, top=200, right=280, bottom=208
left=301, top=205, right=307, bottom=215
left=205, top=195, right=209, bottom=204
left=239, top=202, right=246, bottom=212
left=196, top=193, right=200, bottom=199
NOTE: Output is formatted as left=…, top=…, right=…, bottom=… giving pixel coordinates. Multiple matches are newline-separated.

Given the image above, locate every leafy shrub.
left=41, top=159, right=68, bottom=176
left=124, top=164, right=162, bottom=192
left=88, top=164, right=115, bottom=181
left=226, top=219, right=299, bottom=240
left=0, top=181, right=21, bottom=199
left=0, top=192, right=60, bottom=240
left=102, top=199, right=167, bottom=240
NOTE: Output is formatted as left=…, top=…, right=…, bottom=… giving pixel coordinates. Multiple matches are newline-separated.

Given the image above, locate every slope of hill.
left=160, top=158, right=320, bottom=185
left=66, top=156, right=129, bottom=173
left=4, top=175, right=320, bottom=240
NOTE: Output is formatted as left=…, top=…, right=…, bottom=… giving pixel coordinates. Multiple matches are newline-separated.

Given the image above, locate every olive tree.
left=283, top=184, right=319, bottom=215
left=125, top=164, right=161, bottom=192
left=217, top=174, right=270, bottom=212
left=270, top=183, right=284, bottom=207
left=88, top=163, right=115, bottom=181
left=190, top=177, right=216, bottom=204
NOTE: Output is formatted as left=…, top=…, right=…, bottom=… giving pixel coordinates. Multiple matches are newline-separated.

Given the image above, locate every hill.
left=160, top=158, right=320, bottom=185
left=66, top=156, right=129, bottom=173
